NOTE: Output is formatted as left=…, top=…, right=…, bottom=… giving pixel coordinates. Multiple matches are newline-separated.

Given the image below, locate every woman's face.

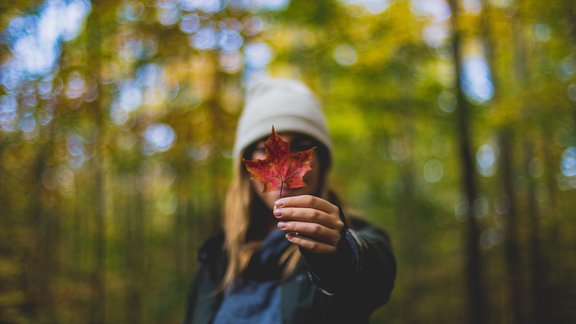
left=248, top=133, right=323, bottom=210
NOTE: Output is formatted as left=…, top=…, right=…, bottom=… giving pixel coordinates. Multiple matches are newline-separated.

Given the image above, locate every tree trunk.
left=393, top=123, right=424, bottom=323
left=479, top=0, right=498, bottom=92
left=23, top=123, right=58, bottom=323
left=523, top=141, right=545, bottom=324
left=564, top=0, right=576, bottom=44
left=207, top=51, right=225, bottom=232
left=125, top=176, right=143, bottom=324
left=447, top=1, right=487, bottom=323
left=90, top=101, right=107, bottom=324
left=540, top=127, right=558, bottom=241
left=498, top=129, right=525, bottom=324
left=86, top=3, right=109, bottom=323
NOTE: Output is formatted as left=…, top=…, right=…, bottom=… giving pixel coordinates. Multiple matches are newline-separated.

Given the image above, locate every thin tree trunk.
left=498, top=129, right=525, bottom=324
left=478, top=5, right=520, bottom=320
left=393, top=121, right=422, bottom=323
left=125, top=176, right=143, bottom=324
left=540, top=127, right=558, bottom=240
left=397, top=166, right=421, bottom=323
left=174, top=161, right=188, bottom=280
left=564, top=0, right=576, bottom=44
left=172, top=78, right=194, bottom=280
left=24, top=122, right=57, bottom=323
left=564, top=0, right=576, bottom=163
left=523, top=141, right=545, bottom=324
left=574, top=111, right=576, bottom=144
left=494, top=6, right=542, bottom=323
left=90, top=96, right=107, bottom=324
left=479, top=0, right=498, bottom=92
left=447, top=1, right=487, bottom=323
left=207, top=51, right=225, bottom=232
left=0, top=140, right=18, bottom=323
left=86, top=3, right=108, bottom=323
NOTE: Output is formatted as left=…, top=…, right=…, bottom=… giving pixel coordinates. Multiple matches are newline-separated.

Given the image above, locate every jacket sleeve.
left=300, top=209, right=396, bottom=312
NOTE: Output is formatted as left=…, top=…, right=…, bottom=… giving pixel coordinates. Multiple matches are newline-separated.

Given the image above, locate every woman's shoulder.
left=348, top=216, right=371, bottom=230
left=347, top=216, right=393, bottom=246
left=347, top=215, right=382, bottom=231
left=198, top=230, right=226, bottom=264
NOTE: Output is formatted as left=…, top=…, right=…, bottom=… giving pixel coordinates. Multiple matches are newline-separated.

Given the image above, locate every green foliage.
left=1, top=0, right=575, bottom=323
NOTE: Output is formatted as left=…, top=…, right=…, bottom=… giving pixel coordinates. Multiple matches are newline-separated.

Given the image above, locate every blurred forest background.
left=1, top=0, right=575, bottom=323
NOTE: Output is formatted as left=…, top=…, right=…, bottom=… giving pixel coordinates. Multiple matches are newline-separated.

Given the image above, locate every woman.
left=183, top=78, right=396, bottom=324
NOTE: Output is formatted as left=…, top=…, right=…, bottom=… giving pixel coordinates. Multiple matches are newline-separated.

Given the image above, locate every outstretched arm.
left=274, top=195, right=396, bottom=311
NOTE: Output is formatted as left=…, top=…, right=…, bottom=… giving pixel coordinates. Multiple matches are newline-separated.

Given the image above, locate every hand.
left=274, top=195, right=344, bottom=254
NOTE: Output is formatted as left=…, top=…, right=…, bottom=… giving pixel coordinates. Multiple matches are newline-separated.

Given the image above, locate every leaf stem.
left=279, top=181, right=284, bottom=199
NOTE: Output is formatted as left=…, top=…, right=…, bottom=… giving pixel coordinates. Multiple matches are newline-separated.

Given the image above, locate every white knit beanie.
left=233, top=78, right=333, bottom=162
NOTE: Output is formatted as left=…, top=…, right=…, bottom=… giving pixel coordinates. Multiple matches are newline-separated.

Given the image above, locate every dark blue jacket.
left=183, top=217, right=396, bottom=324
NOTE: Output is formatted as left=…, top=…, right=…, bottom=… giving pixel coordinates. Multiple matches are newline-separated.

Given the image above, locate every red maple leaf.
left=242, top=126, right=316, bottom=196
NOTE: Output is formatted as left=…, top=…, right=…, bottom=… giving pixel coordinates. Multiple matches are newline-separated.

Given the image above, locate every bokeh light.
left=561, top=147, right=576, bottom=177
left=191, top=27, right=218, bottom=50
left=423, top=22, right=449, bottom=48
left=343, top=0, right=390, bottom=14
left=333, top=44, right=359, bottom=66
left=462, top=54, right=494, bottom=103
left=143, top=123, right=177, bottom=154
left=1, top=0, right=91, bottom=90
left=476, top=142, right=497, bottom=177
left=423, top=159, right=444, bottom=183
left=411, top=0, right=451, bottom=21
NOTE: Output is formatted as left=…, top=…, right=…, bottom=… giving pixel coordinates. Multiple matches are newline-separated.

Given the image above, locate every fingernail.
left=285, top=233, right=295, bottom=240
left=275, top=199, right=284, bottom=208
left=277, top=221, right=287, bottom=229
left=273, top=208, right=282, bottom=217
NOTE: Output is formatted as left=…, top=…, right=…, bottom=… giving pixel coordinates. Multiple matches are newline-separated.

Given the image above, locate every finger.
left=275, top=195, right=338, bottom=214
left=285, top=232, right=337, bottom=254
left=274, top=207, right=342, bottom=230
left=277, top=221, right=341, bottom=246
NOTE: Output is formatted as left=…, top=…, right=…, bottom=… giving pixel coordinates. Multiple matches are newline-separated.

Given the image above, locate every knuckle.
left=312, top=224, right=321, bottom=234
left=309, top=242, right=318, bottom=252
left=333, top=234, right=342, bottom=246
left=305, top=195, right=315, bottom=205
left=311, top=210, right=321, bottom=221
